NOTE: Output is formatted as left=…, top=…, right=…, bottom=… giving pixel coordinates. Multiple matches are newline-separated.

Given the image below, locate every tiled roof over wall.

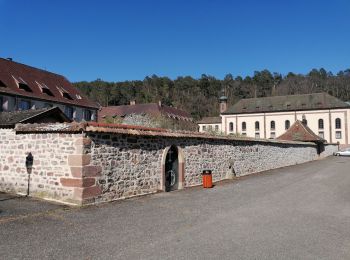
left=14, top=122, right=315, bottom=146
left=223, top=93, right=350, bottom=114
left=277, top=120, right=325, bottom=143
left=99, top=103, right=192, bottom=121
left=0, top=107, right=71, bottom=127
left=0, top=58, right=98, bottom=109
left=0, top=107, right=71, bottom=128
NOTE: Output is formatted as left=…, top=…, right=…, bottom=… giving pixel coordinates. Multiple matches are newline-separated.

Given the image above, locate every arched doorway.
left=161, top=145, right=184, bottom=192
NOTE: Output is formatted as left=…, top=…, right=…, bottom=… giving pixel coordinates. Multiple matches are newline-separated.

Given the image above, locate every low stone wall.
left=0, top=123, right=338, bottom=205
left=87, top=132, right=337, bottom=204
left=0, top=128, right=100, bottom=205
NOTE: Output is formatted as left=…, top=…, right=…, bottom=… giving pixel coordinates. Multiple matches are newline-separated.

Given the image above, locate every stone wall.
left=86, top=132, right=337, bottom=204
left=0, top=123, right=338, bottom=205
left=0, top=128, right=100, bottom=205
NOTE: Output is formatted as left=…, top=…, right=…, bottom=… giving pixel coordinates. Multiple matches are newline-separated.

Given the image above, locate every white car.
left=334, top=148, right=350, bottom=156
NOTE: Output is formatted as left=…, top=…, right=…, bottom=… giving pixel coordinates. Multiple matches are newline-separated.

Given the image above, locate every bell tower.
left=219, top=89, right=228, bottom=114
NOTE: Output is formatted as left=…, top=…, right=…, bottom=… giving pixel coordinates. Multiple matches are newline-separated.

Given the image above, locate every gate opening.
left=161, top=145, right=184, bottom=192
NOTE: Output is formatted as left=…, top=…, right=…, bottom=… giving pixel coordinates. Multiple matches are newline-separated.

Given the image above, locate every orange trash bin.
left=202, top=170, right=213, bottom=188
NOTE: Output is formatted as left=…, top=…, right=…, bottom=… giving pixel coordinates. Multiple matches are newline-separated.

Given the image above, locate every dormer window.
left=63, top=92, right=73, bottom=100
left=57, top=86, right=73, bottom=100
left=43, top=88, right=54, bottom=96
left=0, top=80, right=6, bottom=88
left=36, top=81, right=54, bottom=97
left=76, top=94, right=82, bottom=99
left=19, top=82, right=32, bottom=92
left=13, top=75, right=32, bottom=92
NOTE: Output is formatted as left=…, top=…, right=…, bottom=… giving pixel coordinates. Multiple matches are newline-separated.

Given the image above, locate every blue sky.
left=1, top=0, right=349, bottom=82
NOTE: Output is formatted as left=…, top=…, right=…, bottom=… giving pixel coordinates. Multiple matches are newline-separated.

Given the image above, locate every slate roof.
left=99, top=103, right=193, bottom=122
left=277, top=120, right=325, bottom=143
left=0, top=107, right=71, bottom=127
left=0, top=58, right=98, bottom=109
left=197, top=117, right=221, bottom=124
left=223, top=93, right=350, bottom=114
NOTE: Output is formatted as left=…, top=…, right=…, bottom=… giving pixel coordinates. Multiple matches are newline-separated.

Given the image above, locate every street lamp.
left=25, top=153, right=33, bottom=196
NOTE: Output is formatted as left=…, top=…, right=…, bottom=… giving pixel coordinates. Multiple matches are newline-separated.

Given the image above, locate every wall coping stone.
left=14, top=122, right=320, bottom=146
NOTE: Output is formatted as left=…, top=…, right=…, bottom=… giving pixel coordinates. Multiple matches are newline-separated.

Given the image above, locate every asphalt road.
left=1, top=156, right=350, bottom=260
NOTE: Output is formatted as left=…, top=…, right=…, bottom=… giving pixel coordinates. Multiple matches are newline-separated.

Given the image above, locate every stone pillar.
left=60, top=136, right=102, bottom=205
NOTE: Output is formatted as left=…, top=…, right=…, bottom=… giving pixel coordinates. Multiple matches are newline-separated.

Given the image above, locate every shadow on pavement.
left=0, top=192, right=67, bottom=219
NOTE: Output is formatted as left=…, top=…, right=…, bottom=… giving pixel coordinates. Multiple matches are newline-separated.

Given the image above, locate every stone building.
left=0, top=57, right=98, bottom=121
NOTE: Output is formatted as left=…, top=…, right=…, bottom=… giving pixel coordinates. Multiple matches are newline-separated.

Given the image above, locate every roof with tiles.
left=197, top=116, right=221, bottom=124
left=0, top=107, right=71, bottom=128
left=0, top=58, right=98, bottom=109
left=223, top=92, right=350, bottom=115
left=14, top=122, right=316, bottom=146
left=277, top=120, right=325, bottom=143
left=98, top=102, right=192, bottom=122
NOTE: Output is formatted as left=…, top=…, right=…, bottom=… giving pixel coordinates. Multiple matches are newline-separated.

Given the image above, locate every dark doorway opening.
left=165, top=145, right=179, bottom=192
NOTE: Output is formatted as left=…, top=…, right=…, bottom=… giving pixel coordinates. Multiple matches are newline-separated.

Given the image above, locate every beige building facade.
left=196, top=93, right=349, bottom=146
left=221, top=109, right=349, bottom=145
left=197, top=117, right=222, bottom=133
left=220, top=93, right=350, bottom=146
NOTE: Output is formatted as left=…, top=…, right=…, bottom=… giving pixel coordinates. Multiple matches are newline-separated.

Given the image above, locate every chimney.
left=130, top=100, right=136, bottom=105
left=158, top=100, right=162, bottom=107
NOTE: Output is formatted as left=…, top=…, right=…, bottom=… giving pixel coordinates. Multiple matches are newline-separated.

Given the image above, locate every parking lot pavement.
left=0, top=192, right=67, bottom=219
left=1, top=156, right=350, bottom=260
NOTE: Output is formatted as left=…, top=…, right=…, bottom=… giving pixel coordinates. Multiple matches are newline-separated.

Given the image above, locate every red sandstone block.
left=82, top=178, right=96, bottom=187
left=60, top=178, right=81, bottom=187
left=68, top=154, right=91, bottom=166
left=75, top=138, right=92, bottom=146
left=70, top=166, right=102, bottom=178
left=70, top=167, right=83, bottom=178
left=60, top=177, right=95, bottom=187
left=82, top=186, right=102, bottom=199
left=83, top=166, right=102, bottom=177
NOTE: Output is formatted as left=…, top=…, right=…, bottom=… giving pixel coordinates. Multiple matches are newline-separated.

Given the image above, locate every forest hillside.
left=74, top=68, right=350, bottom=120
